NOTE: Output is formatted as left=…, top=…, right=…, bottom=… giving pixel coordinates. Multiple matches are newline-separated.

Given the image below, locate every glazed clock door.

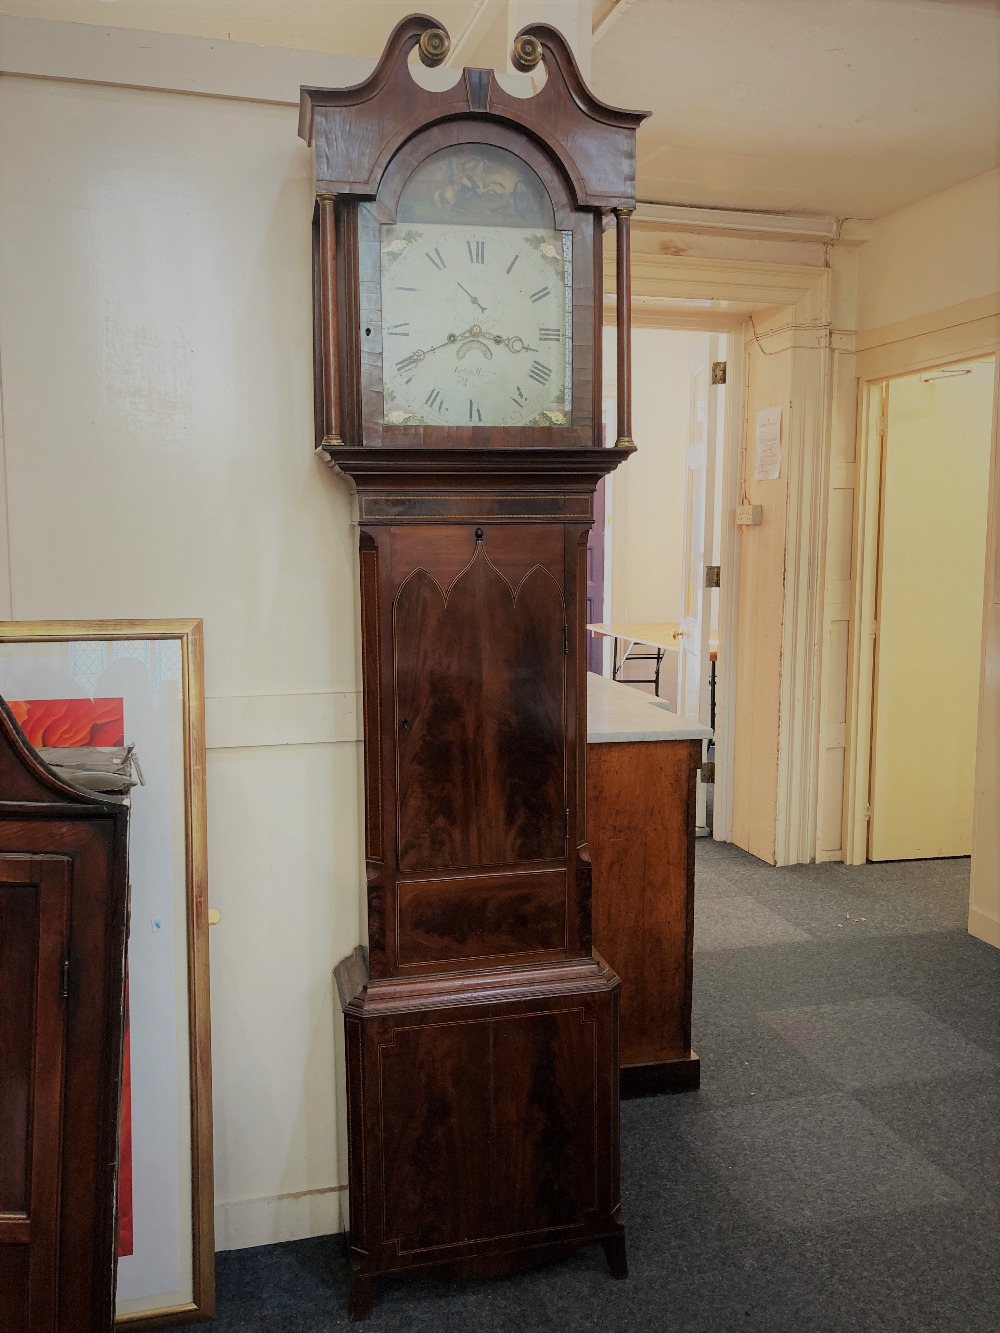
left=380, top=144, right=573, bottom=429
left=349, top=129, right=600, bottom=449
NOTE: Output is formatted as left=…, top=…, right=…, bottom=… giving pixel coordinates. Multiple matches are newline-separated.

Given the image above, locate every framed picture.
left=0, top=619, right=215, bottom=1326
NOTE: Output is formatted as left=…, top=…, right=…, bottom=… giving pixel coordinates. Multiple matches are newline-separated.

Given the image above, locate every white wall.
left=0, top=64, right=365, bottom=1246
left=857, top=167, right=1000, bottom=335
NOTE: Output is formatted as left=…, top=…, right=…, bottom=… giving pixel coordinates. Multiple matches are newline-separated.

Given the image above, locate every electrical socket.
left=735, top=504, right=763, bottom=526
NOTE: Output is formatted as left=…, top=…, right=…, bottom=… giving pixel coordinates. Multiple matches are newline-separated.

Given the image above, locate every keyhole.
left=400, top=718, right=411, bottom=733
left=475, top=527, right=484, bottom=542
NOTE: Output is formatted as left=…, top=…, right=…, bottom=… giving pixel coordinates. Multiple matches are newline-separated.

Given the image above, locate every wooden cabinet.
left=0, top=699, right=129, bottom=1332
left=300, top=15, right=647, bottom=1320
left=586, top=676, right=710, bottom=1097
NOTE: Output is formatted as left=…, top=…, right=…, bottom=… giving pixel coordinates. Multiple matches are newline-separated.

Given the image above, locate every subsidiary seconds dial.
left=380, top=223, right=572, bottom=428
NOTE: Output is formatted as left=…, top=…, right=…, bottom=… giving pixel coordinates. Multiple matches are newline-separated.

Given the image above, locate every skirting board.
left=215, top=1186, right=347, bottom=1252
left=968, top=908, right=1000, bottom=950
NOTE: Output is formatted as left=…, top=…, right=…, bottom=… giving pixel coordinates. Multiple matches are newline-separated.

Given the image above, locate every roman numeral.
left=396, top=353, right=421, bottom=373
left=506, top=254, right=520, bottom=275
left=538, top=327, right=561, bottom=342
left=529, top=286, right=551, bottom=303
left=528, top=361, right=552, bottom=386
left=469, top=400, right=482, bottom=423
left=425, top=248, right=447, bottom=270
left=425, top=388, right=444, bottom=411
left=387, top=322, right=409, bottom=336
left=467, top=240, right=485, bottom=264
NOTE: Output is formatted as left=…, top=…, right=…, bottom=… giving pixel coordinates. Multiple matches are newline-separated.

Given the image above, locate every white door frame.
left=712, top=324, right=745, bottom=842
left=605, top=249, right=834, bottom=854
left=845, top=348, right=1000, bottom=866
left=600, top=313, right=744, bottom=842
left=843, top=377, right=887, bottom=863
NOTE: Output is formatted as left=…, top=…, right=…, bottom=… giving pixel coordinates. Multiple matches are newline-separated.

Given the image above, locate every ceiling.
left=3, top=0, right=999, bottom=218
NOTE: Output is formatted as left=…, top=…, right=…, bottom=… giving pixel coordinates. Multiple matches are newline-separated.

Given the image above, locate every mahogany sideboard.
left=587, top=673, right=712, bottom=1097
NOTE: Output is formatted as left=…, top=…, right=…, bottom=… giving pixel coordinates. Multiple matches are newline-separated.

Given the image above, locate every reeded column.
left=614, top=206, right=634, bottom=448
left=317, top=192, right=343, bottom=445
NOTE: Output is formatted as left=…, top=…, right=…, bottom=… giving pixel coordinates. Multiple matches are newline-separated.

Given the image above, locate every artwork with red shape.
left=8, top=696, right=125, bottom=748
left=9, top=696, right=134, bottom=1258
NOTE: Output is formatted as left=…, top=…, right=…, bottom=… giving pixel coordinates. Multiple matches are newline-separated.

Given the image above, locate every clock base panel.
left=336, top=950, right=627, bottom=1321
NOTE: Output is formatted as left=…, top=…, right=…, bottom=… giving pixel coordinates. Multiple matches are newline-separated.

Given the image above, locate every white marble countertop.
left=587, top=672, right=714, bottom=745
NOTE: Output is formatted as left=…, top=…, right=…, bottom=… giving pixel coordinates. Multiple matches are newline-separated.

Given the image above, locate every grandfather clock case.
left=300, top=16, right=647, bottom=1319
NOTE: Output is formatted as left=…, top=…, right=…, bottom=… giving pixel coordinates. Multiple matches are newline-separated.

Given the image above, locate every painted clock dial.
left=381, top=225, right=571, bottom=426
left=378, top=142, right=572, bottom=429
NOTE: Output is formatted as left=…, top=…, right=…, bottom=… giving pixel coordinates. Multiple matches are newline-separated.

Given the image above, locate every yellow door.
left=869, top=359, right=996, bottom=860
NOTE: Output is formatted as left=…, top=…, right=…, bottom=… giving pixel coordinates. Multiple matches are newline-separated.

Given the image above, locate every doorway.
left=592, top=323, right=734, bottom=834
left=867, top=357, right=996, bottom=861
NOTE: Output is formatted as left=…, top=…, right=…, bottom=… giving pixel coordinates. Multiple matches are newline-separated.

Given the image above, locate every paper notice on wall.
left=754, top=407, right=782, bottom=481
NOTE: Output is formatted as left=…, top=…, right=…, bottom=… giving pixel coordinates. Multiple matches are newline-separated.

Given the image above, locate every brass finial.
left=511, top=33, right=543, bottom=72
left=418, top=27, right=450, bottom=67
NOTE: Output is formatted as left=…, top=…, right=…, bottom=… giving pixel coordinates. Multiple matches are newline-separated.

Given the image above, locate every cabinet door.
left=0, top=856, right=70, bottom=1333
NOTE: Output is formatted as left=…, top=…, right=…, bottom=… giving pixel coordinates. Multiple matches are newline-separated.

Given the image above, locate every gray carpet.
left=213, top=843, right=999, bottom=1330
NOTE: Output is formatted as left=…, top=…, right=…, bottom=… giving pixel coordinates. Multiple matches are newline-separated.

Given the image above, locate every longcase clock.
left=299, top=15, right=647, bottom=1320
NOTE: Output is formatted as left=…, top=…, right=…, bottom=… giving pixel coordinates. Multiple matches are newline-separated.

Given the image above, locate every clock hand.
left=413, top=325, right=477, bottom=358
left=406, top=326, right=539, bottom=364
left=488, top=333, right=539, bottom=354
left=456, top=281, right=487, bottom=313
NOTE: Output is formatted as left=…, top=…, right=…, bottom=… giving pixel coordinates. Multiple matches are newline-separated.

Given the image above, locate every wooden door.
left=388, top=524, right=572, bottom=971
left=677, top=335, right=720, bottom=830
left=0, top=855, right=70, bottom=1333
left=393, top=527, right=567, bottom=872
left=869, top=361, right=995, bottom=859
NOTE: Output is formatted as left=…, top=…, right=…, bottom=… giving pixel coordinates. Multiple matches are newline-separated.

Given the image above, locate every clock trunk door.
left=391, top=524, right=570, bottom=971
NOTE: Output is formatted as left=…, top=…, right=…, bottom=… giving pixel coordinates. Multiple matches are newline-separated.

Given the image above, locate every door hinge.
left=700, top=761, right=716, bottom=784
left=865, top=803, right=872, bottom=821
left=61, top=956, right=70, bottom=999
left=869, top=621, right=877, bottom=640
left=711, top=361, right=727, bottom=385
left=876, top=415, right=887, bottom=439
left=705, top=564, right=721, bottom=589
left=565, top=807, right=571, bottom=839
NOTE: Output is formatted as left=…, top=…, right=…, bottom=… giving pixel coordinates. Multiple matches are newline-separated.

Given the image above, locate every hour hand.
left=495, top=334, right=538, bottom=354
left=457, top=281, right=487, bottom=313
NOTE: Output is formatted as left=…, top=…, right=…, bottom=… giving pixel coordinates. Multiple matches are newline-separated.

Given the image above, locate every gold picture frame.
left=0, top=619, right=215, bottom=1327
